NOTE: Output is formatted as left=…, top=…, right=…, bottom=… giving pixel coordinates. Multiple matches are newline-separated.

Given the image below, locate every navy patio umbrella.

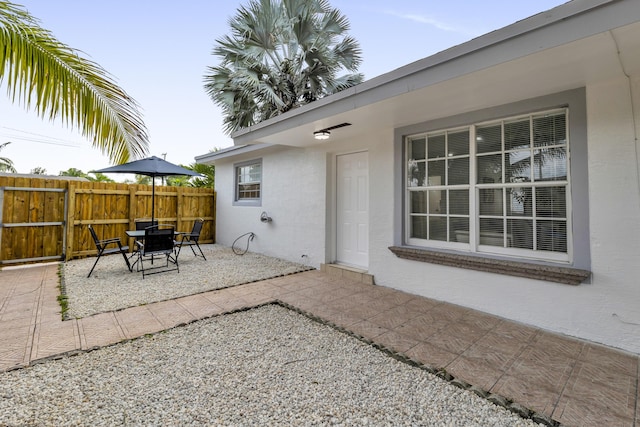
left=94, top=156, right=200, bottom=225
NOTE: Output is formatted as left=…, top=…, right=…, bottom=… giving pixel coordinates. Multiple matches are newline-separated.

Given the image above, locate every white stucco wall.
left=212, top=76, right=640, bottom=354
left=368, top=75, right=640, bottom=354
left=214, top=145, right=328, bottom=268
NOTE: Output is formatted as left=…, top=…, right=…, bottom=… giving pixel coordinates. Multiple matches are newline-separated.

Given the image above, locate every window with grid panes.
left=406, top=108, right=570, bottom=262
left=235, top=160, right=262, bottom=204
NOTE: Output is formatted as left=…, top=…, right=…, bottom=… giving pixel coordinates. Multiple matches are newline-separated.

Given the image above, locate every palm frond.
left=0, top=1, right=149, bottom=164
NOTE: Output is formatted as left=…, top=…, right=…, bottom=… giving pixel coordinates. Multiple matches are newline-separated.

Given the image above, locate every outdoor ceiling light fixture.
left=313, top=130, right=331, bottom=140
left=313, top=123, right=352, bottom=141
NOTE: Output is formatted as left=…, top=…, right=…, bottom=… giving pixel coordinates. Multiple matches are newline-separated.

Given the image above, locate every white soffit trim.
left=194, top=144, right=273, bottom=164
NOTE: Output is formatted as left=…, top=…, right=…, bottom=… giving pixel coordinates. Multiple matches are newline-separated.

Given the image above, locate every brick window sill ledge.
left=388, top=246, right=590, bottom=285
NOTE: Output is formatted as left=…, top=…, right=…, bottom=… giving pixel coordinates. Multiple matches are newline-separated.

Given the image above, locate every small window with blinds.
left=406, top=108, right=570, bottom=262
left=234, top=159, right=262, bottom=206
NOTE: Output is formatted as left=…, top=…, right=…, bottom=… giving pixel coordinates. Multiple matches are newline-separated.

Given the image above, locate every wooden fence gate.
left=0, top=185, right=67, bottom=264
left=0, top=175, right=215, bottom=266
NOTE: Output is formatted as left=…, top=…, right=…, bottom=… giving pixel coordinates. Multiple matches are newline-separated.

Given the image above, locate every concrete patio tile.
left=403, top=296, right=440, bottom=314
left=464, top=331, right=528, bottom=369
left=5, top=292, right=40, bottom=306
left=225, top=282, right=266, bottom=297
left=206, top=287, right=243, bottom=299
left=327, top=294, right=370, bottom=312
left=321, top=308, right=363, bottom=329
left=277, top=293, right=321, bottom=313
left=313, top=284, right=361, bottom=304
left=341, top=280, right=377, bottom=294
left=257, top=278, right=303, bottom=297
left=210, top=295, right=252, bottom=313
left=0, top=318, right=34, bottom=340
left=237, top=291, right=275, bottom=307
left=114, top=306, right=164, bottom=339
left=31, top=319, right=80, bottom=361
left=0, top=346, right=29, bottom=372
left=578, top=342, right=639, bottom=377
left=305, top=303, right=361, bottom=329
left=265, top=274, right=305, bottom=287
left=0, top=300, right=38, bottom=321
left=531, top=330, right=585, bottom=359
left=374, top=329, right=421, bottom=354
left=233, top=280, right=281, bottom=297
left=307, top=270, right=355, bottom=284
left=395, top=313, right=450, bottom=341
left=367, top=287, right=414, bottom=307
left=79, top=312, right=125, bottom=349
left=504, top=346, right=575, bottom=393
left=446, top=354, right=505, bottom=391
left=37, top=312, right=62, bottom=325
left=491, top=374, right=560, bottom=418
left=343, top=300, right=391, bottom=321
left=368, top=305, right=418, bottom=330
left=426, top=322, right=487, bottom=355
left=556, top=360, right=636, bottom=420
left=289, top=284, right=332, bottom=301
left=460, top=310, right=501, bottom=331
left=552, top=393, right=634, bottom=427
left=427, top=302, right=471, bottom=322
left=274, top=275, right=321, bottom=292
left=174, top=294, right=224, bottom=320
left=386, top=304, right=424, bottom=322
left=404, top=341, right=458, bottom=369
left=297, top=302, right=334, bottom=320
left=637, top=379, right=640, bottom=427
left=347, top=319, right=390, bottom=340
left=145, top=299, right=196, bottom=329
left=491, top=319, right=539, bottom=343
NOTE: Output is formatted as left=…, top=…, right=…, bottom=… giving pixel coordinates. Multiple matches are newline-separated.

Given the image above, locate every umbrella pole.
left=151, top=180, right=155, bottom=225
left=150, top=179, right=156, bottom=265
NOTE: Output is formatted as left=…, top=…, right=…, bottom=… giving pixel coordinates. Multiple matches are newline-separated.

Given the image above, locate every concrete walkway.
left=0, top=263, right=637, bottom=427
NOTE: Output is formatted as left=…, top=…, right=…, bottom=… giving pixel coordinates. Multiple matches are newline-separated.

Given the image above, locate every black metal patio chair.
left=129, top=219, right=158, bottom=264
left=135, top=219, right=157, bottom=231
left=175, top=218, right=206, bottom=260
left=135, top=224, right=179, bottom=278
left=87, top=225, right=132, bottom=277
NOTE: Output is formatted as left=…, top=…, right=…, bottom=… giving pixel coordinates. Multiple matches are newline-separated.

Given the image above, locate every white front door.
left=336, top=151, right=369, bottom=268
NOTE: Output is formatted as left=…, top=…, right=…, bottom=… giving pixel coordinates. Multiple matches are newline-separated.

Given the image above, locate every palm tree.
left=87, top=172, right=114, bottom=182
left=59, top=167, right=88, bottom=178
left=0, top=141, right=16, bottom=172
left=30, top=166, right=46, bottom=174
left=134, top=174, right=151, bottom=185
left=187, top=163, right=215, bottom=188
left=204, top=0, right=363, bottom=134
left=164, top=163, right=214, bottom=188
left=0, top=1, right=149, bottom=164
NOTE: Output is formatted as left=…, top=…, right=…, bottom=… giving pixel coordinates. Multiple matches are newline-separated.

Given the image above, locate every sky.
left=0, top=0, right=568, bottom=179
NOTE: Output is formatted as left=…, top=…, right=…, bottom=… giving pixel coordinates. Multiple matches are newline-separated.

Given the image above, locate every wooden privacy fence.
left=0, top=175, right=215, bottom=265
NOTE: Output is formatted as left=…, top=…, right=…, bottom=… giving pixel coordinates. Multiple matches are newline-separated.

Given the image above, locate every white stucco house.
left=196, top=0, right=640, bottom=354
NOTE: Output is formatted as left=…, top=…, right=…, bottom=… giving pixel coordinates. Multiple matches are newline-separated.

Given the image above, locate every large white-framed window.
left=234, top=159, right=262, bottom=206
left=406, top=108, right=571, bottom=263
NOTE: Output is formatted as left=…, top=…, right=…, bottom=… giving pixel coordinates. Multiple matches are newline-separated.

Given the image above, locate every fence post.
left=176, top=187, right=184, bottom=231
left=213, top=192, right=216, bottom=243
left=128, top=185, right=137, bottom=230
left=65, top=184, right=76, bottom=261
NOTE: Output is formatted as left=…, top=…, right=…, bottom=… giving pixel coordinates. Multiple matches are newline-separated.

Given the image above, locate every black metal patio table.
left=126, top=229, right=182, bottom=270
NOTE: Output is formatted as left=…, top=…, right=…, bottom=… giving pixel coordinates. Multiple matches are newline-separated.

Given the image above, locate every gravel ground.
left=62, top=244, right=312, bottom=318
left=0, top=305, right=540, bottom=426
